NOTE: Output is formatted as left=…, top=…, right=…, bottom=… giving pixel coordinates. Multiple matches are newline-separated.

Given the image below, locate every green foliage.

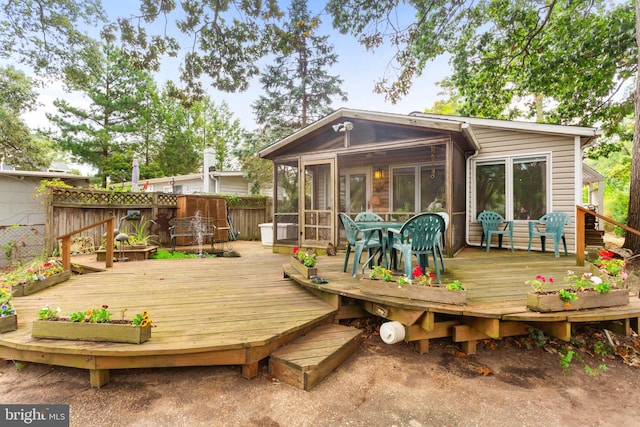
left=152, top=249, right=202, bottom=259
left=558, top=349, right=575, bottom=374
left=69, top=310, right=87, bottom=323
left=87, top=306, right=112, bottom=323
left=253, top=0, right=347, bottom=130
left=445, top=280, right=465, bottom=291
left=558, top=289, right=578, bottom=303
left=527, top=328, right=547, bottom=349
left=37, top=305, right=61, bottom=320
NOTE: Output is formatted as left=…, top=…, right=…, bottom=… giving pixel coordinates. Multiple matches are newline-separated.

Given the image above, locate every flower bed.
left=291, top=247, right=318, bottom=279
left=5, top=258, right=69, bottom=297
left=0, top=286, right=17, bottom=333
left=526, top=271, right=629, bottom=312
left=32, top=305, right=153, bottom=344
left=360, top=266, right=466, bottom=305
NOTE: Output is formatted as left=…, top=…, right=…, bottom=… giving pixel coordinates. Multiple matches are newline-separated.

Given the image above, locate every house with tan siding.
left=259, top=108, right=601, bottom=256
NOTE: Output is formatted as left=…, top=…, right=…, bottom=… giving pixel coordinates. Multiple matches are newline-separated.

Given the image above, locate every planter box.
left=96, top=246, right=158, bottom=262
left=526, top=288, right=629, bottom=312
left=290, top=257, right=318, bottom=279
left=12, top=271, right=72, bottom=297
left=0, top=315, right=18, bottom=333
left=360, top=278, right=466, bottom=305
left=32, top=320, right=151, bottom=344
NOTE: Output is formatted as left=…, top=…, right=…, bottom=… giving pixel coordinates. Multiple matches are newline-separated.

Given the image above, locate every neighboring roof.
left=0, top=170, right=90, bottom=181
left=258, top=108, right=602, bottom=158
left=582, top=163, right=604, bottom=185
left=126, top=171, right=245, bottom=186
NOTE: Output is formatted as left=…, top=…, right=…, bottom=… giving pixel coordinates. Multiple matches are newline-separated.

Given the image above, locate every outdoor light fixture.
left=374, top=168, right=383, bottom=180
left=332, top=121, right=354, bottom=148
left=332, top=121, right=353, bottom=133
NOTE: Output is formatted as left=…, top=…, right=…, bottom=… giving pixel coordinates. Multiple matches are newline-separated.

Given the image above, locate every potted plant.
left=360, top=265, right=466, bottom=305
left=128, top=217, right=160, bottom=248
left=0, top=286, right=17, bottom=333
left=526, top=271, right=629, bottom=312
left=31, top=304, right=153, bottom=344
left=7, top=257, right=70, bottom=297
left=290, top=247, right=318, bottom=279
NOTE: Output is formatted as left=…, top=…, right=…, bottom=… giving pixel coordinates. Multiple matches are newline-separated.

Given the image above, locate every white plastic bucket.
left=379, top=321, right=405, bottom=344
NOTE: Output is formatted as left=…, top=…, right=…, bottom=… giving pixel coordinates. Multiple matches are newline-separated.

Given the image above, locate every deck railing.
left=575, top=205, right=640, bottom=266
left=57, top=217, right=115, bottom=271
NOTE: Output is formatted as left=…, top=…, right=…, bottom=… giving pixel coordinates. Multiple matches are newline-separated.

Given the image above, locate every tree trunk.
left=624, top=0, right=640, bottom=254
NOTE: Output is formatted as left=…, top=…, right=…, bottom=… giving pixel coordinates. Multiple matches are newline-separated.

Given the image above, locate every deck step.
left=269, top=324, right=362, bottom=390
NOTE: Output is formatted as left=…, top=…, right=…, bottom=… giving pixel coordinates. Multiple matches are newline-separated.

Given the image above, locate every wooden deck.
left=284, top=246, right=640, bottom=354
left=2, top=242, right=639, bottom=387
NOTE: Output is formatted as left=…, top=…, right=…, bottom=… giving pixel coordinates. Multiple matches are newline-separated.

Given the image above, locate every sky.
left=22, top=2, right=450, bottom=135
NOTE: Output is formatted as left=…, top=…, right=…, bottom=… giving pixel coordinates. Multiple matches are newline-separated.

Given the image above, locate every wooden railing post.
left=575, top=207, right=585, bottom=266
left=56, top=217, right=116, bottom=270
left=105, top=217, right=114, bottom=268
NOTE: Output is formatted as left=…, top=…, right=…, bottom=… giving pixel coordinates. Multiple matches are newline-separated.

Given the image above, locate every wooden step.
left=269, top=324, right=362, bottom=390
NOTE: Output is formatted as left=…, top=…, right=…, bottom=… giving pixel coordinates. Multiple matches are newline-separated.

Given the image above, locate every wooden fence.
left=44, top=188, right=271, bottom=255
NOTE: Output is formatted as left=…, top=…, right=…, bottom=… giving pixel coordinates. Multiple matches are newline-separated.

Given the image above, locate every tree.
left=0, top=0, right=105, bottom=88
left=0, top=66, right=55, bottom=169
left=112, top=0, right=283, bottom=95
left=191, top=99, right=243, bottom=171
left=253, top=0, right=348, bottom=130
left=47, top=45, right=155, bottom=186
left=327, top=0, right=640, bottom=253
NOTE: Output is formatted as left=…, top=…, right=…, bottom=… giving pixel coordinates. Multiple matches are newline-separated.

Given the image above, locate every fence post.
left=575, top=206, right=585, bottom=266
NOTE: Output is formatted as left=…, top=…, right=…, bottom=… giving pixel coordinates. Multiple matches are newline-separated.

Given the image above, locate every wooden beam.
left=531, top=321, right=572, bottom=341
left=418, top=312, right=435, bottom=332
left=242, top=362, right=259, bottom=379
left=405, top=321, right=457, bottom=341
left=464, top=318, right=500, bottom=339
left=362, top=301, right=424, bottom=325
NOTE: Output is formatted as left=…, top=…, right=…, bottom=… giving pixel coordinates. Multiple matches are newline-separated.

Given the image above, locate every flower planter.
left=360, top=278, right=466, bottom=305
left=526, top=288, right=629, bottom=312
left=11, top=270, right=72, bottom=297
left=0, top=315, right=18, bottom=333
left=290, top=256, right=317, bottom=279
left=31, top=320, right=152, bottom=344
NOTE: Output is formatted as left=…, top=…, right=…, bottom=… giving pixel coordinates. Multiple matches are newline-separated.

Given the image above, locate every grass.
left=151, top=249, right=216, bottom=259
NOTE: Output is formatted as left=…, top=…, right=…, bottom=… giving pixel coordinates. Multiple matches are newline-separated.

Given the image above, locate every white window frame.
left=472, top=153, right=551, bottom=221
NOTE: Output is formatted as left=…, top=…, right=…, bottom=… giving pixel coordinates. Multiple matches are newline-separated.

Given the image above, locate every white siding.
left=0, top=176, right=46, bottom=225
left=468, top=127, right=578, bottom=253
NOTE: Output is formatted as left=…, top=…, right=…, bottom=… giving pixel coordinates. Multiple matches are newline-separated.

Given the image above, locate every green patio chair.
left=389, top=213, right=445, bottom=283
left=527, top=212, right=571, bottom=257
left=338, top=213, right=386, bottom=277
left=354, top=212, right=384, bottom=222
left=477, top=211, right=514, bottom=252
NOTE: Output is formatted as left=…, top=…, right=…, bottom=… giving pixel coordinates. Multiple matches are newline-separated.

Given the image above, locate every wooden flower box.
left=12, top=271, right=72, bottom=297
left=360, top=278, right=466, bottom=305
left=290, top=256, right=318, bottom=279
left=0, top=315, right=18, bottom=333
left=526, top=288, right=629, bottom=312
left=31, top=320, right=152, bottom=344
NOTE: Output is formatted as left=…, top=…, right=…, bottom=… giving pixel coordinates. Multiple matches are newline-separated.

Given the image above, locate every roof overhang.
left=258, top=108, right=481, bottom=159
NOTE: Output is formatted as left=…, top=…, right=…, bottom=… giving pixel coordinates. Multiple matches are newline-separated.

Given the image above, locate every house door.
left=301, top=159, right=335, bottom=247
left=339, top=168, right=371, bottom=215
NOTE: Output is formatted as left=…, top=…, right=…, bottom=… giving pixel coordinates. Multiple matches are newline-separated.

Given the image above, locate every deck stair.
left=269, top=324, right=362, bottom=390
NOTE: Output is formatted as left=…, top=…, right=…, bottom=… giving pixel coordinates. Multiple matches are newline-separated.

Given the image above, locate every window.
left=474, top=155, right=548, bottom=220
left=391, top=164, right=446, bottom=213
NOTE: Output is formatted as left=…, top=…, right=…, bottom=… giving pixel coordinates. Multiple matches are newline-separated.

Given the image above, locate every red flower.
left=428, top=273, right=436, bottom=279
left=549, top=277, right=554, bottom=284
left=293, top=247, right=300, bottom=255
left=412, top=265, right=424, bottom=279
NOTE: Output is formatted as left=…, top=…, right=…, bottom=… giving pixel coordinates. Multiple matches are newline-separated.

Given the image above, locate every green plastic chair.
left=389, top=213, right=445, bottom=283
left=528, top=212, right=571, bottom=257
left=338, top=213, right=386, bottom=277
left=354, top=212, right=384, bottom=222
left=477, top=211, right=514, bottom=252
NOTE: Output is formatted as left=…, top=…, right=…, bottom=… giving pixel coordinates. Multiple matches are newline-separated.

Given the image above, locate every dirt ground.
left=1, top=319, right=640, bottom=427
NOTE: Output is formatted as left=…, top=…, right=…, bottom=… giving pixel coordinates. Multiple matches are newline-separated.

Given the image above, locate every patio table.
left=354, top=220, right=403, bottom=270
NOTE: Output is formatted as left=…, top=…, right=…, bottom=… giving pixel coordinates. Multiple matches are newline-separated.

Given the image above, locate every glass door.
left=301, top=159, right=335, bottom=246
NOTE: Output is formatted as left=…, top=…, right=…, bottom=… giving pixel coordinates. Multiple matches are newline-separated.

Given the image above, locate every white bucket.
left=379, top=321, right=405, bottom=344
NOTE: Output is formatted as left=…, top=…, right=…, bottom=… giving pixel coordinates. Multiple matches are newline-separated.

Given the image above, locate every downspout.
left=461, top=123, right=481, bottom=247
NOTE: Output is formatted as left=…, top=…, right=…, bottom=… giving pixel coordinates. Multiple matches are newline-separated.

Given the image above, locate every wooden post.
left=60, top=237, right=71, bottom=271
left=575, top=206, right=585, bottom=266
left=105, top=217, right=114, bottom=268
left=44, top=187, right=54, bottom=256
